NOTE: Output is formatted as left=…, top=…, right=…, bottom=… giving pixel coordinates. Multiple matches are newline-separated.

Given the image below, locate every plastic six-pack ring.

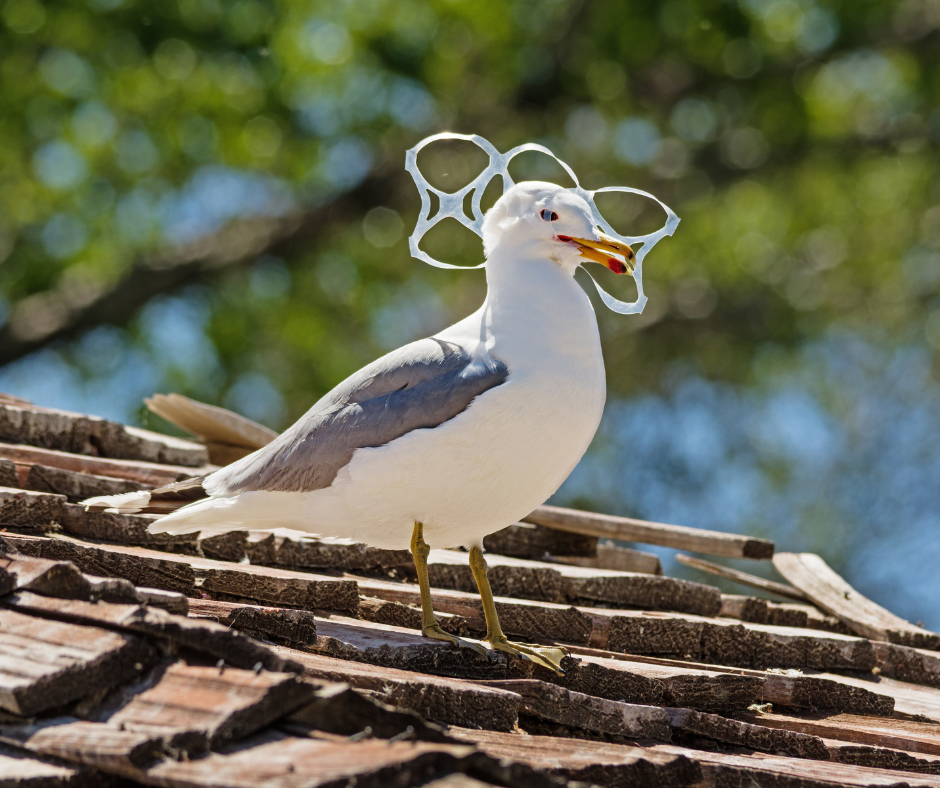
left=405, top=132, right=679, bottom=315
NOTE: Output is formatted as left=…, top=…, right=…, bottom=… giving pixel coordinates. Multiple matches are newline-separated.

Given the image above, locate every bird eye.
left=540, top=209, right=558, bottom=222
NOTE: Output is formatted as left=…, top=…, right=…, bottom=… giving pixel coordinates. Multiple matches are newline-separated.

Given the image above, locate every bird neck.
left=480, top=248, right=600, bottom=362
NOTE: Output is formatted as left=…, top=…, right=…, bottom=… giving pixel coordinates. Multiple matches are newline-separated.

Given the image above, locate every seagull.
left=84, top=181, right=636, bottom=674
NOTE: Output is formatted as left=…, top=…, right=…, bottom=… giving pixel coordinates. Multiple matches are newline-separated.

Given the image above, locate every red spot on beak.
left=608, top=259, right=627, bottom=274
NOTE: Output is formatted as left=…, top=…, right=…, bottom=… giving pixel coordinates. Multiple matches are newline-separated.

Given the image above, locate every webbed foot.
left=422, top=622, right=489, bottom=657
left=486, top=634, right=568, bottom=675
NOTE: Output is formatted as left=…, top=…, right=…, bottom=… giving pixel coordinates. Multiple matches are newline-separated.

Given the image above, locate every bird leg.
left=468, top=545, right=568, bottom=675
left=411, top=522, right=487, bottom=656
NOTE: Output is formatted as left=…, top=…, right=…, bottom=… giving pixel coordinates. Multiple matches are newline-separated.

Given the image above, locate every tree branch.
left=0, top=169, right=400, bottom=368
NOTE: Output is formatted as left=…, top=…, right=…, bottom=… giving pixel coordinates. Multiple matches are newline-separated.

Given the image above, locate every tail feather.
left=82, top=476, right=208, bottom=515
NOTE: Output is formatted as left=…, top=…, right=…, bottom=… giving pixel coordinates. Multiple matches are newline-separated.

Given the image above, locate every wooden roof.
left=0, top=393, right=939, bottom=788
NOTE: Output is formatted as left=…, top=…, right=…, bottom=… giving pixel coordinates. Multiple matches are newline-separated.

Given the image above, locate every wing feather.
left=205, top=337, right=508, bottom=495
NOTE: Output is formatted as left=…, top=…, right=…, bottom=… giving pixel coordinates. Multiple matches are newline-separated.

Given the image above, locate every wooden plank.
left=874, top=641, right=940, bottom=689
left=425, top=548, right=722, bottom=616
left=524, top=504, right=775, bottom=559
left=0, top=742, right=89, bottom=787
left=773, top=552, right=940, bottom=650
left=552, top=651, right=764, bottom=713
left=22, top=464, right=150, bottom=503
left=0, top=534, right=198, bottom=596
left=0, top=608, right=154, bottom=716
left=647, top=742, right=940, bottom=788
left=553, top=542, right=662, bottom=575
left=676, top=553, right=808, bottom=601
left=481, top=523, right=597, bottom=560
left=356, top=574, right=877, bottom=673
left=247, top=533, right=413, bottom=578
left=145, top=393, right=277, bottom=451
left=273, top=647, right=521, bottom=732
left=823, top=737, right=940, bottom=774
left=0, top=533, right=359, bottom=612
left=355, top=575, right=595, bottom=645
left=107, top=662, right=315, bottom=750
left=813, top=673, right=940, bottom=723
left=187, top=598, right=318, bottom=647
left=357, top=596, right=470, bottom=638
left=720, top=594, right=850, bottom=634
left=664, top=706, right=830, bottom=759
left=604, top=608, right=877, bottom=671
left=483, top=678, right=671, bottom=740
left=287, top=682, right=456, bottom=743
left=0, top=460, right=18, bottom=489
left=1, top=720, right=164, bottom=771
left=0, top=444, right=211, bottom=487
left=0, top=553, right=87, bottom=598
left=0, top=488, right=66, bottom=532
left=446, top=727, right=701, bottom=787
left=55, top=502, right=196, bottom=550
left=0, top=551, right=188, bottom=614
left=4, top=592, right=300, bottom=674
left=566, top=652, right=895, bottom=717
left=736, top=711, right=940, bottom=757
left=312, top=614, right=763, bottom=712
left=312, top=617, right=501, bottom=681
left=140, top=731, right=521, bottom=788
left=0, top=488, right=194, bottom=551
left=0, top=403, right=207, bottom=467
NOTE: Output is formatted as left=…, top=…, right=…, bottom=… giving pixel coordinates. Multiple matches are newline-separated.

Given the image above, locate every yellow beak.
left=558, top=233, right=636, bottom=275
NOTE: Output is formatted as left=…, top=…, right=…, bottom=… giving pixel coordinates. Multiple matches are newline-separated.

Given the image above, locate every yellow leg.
left=411, top=522, right=487, bottom=656
left=469, top=545, right=568, bottom=675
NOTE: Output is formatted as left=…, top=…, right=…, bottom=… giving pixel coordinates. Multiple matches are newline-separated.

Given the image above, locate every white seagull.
left=84, top=180, right=637, bottom=674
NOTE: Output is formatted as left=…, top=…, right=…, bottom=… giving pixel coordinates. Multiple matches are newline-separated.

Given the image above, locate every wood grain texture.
left=140, top=731, right=514, bottom=788
left=873, top=641, right=940, bottom=689
left=355, top=575, right=594, bottom=645
left=425, top=549, right=722, bottom=616
left=604, top=608, right=877, bottom=671
left=525, top=504, right=775, bottom=559
left=312, top=617, right=503, bottom=681
left=447, top=727, right=701, bottom=787
left=1, top=719, right=165, bottom=771
left=0, top=742, right=88, bottom=787
left=736, top=712, right=940, bottom=757
left=187, top=597, right=318, bottom=647
left=275, top=647, right=521, bottom=732
left=567, top=651, right=895, bottom=717
left=5, top=592, right=299, bottom=674
left=481, top=523, right=597, bottom=560
left=0, top=608, right=153, bottom=716
left=484, top=679, right=671, bottom=740
left=0, top=404, right=207, bottom=467
left=665, top=706, right=830, bottom=759
left=22, top=465, right=149, bottom=503
left=720, top=594, right=850, bottom=634
left=107, top=662, right=315, bottom=750
left=553, top=542, right=663, bottom=575
left=0, top=444, right=212, bottom=487
left=774, top=552, right=940, bottom=650
left=0, top=533, right=359, bottom=612
left=676, top=553, right=808, bottom=601
left=247, top=533, right=413, bottom=578
left=648, top=742, right=940, bottom=788
left=812, top=673, right=940, bottom=724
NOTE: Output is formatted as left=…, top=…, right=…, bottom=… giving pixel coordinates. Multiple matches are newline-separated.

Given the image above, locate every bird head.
left=482, top=181, right=635, bottom=276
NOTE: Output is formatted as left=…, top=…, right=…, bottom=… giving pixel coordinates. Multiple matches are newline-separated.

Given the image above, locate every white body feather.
left=150, top=247, right=606, bottom=549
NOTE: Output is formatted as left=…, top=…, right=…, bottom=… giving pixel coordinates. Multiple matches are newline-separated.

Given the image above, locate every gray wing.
left=207, top=337, right=509, bottom=495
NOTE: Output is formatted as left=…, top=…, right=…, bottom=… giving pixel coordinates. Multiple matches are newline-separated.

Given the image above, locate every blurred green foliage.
left=5, top=0, right=940, bottom=422
left=4, top=0, right=940, bottom=623
left=0, top=0, right=935, bottom=391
